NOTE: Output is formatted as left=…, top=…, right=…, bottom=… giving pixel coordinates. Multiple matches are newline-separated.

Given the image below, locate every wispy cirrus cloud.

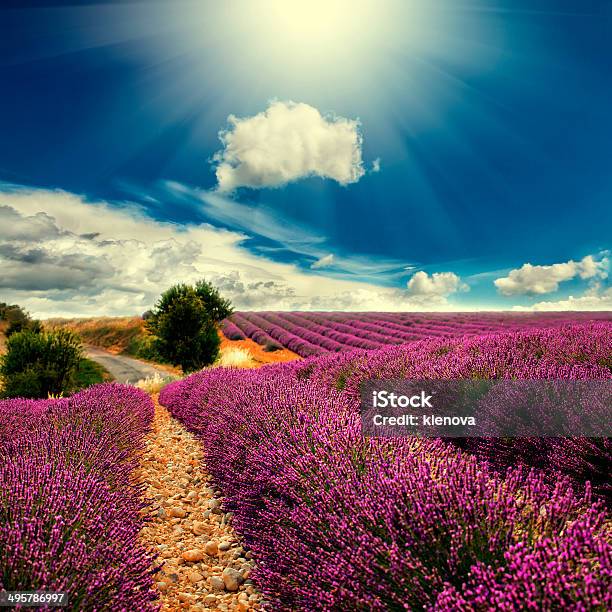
left=163, top=180, right=413, bottom=284
left=311, top=254, right=335, bottom=269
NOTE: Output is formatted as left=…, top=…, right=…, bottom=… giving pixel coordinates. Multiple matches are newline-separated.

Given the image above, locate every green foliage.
left=146, top=281, right=230, bottom=372
left=0, top=302, right=41, bottom=337
left=0, top=330, right=82, bottom=398
left=7, top=318, right=42, bottom=337
left=125, top=334, right=167, bottom=363
left=194, top=279, right=233, bottom=322
left=0, top=302, right=22, bottom=320
left=72, top=358, right=112, bottom=390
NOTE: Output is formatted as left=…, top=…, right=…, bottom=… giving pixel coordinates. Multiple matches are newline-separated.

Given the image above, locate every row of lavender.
left=161, top=323, right=611, bottom=610
left=222, top=310, right=612, bottom=356
left=0, top=384, right=158, bottom=611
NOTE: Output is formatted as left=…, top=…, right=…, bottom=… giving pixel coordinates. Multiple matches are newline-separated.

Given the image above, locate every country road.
left=85, top=346, right=173, bottom=384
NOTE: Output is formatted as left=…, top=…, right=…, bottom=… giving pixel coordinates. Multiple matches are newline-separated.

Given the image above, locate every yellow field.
left=45, top=317, right=148, bottom=354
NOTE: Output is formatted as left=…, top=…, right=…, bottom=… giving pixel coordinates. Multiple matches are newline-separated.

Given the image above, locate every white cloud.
left=494, top=255, right=609, bottom=296
left=0, top=205, right=62, bottom=241
left=406, top=271, right=467, bottom=301
left=213, top=101, right=365, bottom=191
left=577, top=254, right=608, bottom=279
left=311, top=254, right=335, bottom=269
left=0, top=185, right=457, bottom=317
left=512, top=284, right=612, bottom=311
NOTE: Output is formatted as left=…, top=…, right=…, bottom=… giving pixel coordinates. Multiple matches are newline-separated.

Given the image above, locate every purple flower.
left=0, top=384, right=158, bottom=610
left=162, top=322, right=612, bottom=609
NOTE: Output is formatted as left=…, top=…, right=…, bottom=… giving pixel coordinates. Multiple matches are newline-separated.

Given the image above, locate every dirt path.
left=85, top=346, right=171, bottom=383
left=140, top=398, right=261, bottom=611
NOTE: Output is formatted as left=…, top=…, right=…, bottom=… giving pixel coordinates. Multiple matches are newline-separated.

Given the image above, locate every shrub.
left=0, top=302, right=41, bottom=338
left=125, top=333, right=166, bottom=362
left=0, top=330, right=82, bottom=398
left=0, top=302, right=27, bottom=323
left=220, top=319, right=246, bottom=341
left=263, top=340, right=282, bottom=352
left=6, top=318, right=42, bottom=338
left=146, top=281, right=232, bottom=372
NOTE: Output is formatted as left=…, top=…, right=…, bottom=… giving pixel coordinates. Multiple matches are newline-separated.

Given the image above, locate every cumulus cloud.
left=0, top=186, right=444, bottom=317
left=511, top=284, right=612, bottom=311
left=406, top=271, right=467, bottom=300
left=311, top=254, right=335, bottom=269
left=494, top=255, right=609, bottom=296
left=0, top=205, right=62, bottom=241
left=213, top=101, right=365, bottom=191
left=0, top=240, right=112, bottom=291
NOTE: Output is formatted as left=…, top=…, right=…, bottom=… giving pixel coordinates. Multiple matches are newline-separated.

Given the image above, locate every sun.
left=183, top=0, right=433, bottom=94
left=255, top=0, right=373, bottom=47
left=220, top=0, right=390, bottom=74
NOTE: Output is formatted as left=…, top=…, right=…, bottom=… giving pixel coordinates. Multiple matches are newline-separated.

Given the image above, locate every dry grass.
left=218, top=331, right=300, bottom=366
left=0, top=321, right=7, bottom=356
left=216, top=346, right=256, bottom=368
left=133, top=372, right=176, bottom=394
left=45, top=317, right=147, bottom=354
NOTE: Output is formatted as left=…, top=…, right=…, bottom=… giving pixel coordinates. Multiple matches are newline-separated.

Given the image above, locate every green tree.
left=0, top=329, right=82, bottom=398
left=146, top=281, right=231, bottom=372
left=194, top=280, right=233, bottom=322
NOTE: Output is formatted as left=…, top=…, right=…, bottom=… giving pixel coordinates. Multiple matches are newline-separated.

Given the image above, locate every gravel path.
left=140, top=398, right=261, bottom=611
left=85, top=346, right=170, bottom=384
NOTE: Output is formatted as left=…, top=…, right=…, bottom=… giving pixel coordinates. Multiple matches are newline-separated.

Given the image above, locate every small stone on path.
left=182, top=549, right=203, bottom=563
left=222, top=567, right=243, bottom=592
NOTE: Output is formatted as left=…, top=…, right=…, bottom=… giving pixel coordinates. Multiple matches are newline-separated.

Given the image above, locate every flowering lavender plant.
left=0, top=384, right=158, bottom=611
left=223, top=311, right=612, bottom=357
left=161, top=323, right=611, bottom=610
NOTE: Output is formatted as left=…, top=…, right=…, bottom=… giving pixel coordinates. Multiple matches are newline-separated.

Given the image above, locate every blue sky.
left=0, top=0, right=611, bottom=316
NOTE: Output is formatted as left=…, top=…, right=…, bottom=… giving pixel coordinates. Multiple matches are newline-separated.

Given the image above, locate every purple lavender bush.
left=221, top=319, right=246, bottom=341
left=0, top=383, right=158, bottom=611
left=161, top=323, right=612, bottom=610
left=469, top=379, right=612, bottom=502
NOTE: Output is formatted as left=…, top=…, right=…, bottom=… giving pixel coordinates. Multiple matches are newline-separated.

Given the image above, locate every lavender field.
left=222, top=311, right=612, bottom=356
left=1, top=318, right=610, bottom=609
left=0, top=384, right=158, bottom=610
left=162, top=322, right=612, bottom=610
